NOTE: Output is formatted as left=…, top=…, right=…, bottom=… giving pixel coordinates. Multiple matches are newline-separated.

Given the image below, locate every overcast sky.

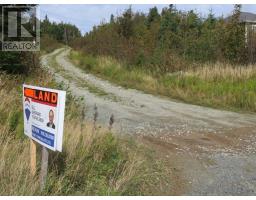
left=39, top=4, right=256, bottom=34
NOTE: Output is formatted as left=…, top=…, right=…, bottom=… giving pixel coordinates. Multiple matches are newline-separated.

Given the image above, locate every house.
left=225, top=12, right=256, bottom=62
left=241, top=12, right=256, bottom=63
left=225, top=12, right=256, bottom=32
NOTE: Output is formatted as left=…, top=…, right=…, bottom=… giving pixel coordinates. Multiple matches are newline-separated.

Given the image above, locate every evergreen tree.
left=146, top=6, right=160, bottom=28
left=117, top=6, right=133, bottom=39
left=223, top=4, right=247, bottom=63
left=110, top=14, right=114, bottom=23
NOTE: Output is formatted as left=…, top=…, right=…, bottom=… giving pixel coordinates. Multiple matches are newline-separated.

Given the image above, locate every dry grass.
left=161, top=63, right=256, bottom=112
left=186, top=63, right=256, bottom=80
left=0, top=73, right=42, bottom=195
left=0, top=70, right=168, bottom=195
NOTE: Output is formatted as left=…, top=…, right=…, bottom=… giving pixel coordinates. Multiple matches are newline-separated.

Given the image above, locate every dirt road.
left=41, top=48, right=256, bottom=195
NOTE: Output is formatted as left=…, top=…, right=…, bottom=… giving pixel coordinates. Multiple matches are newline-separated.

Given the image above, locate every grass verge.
left=69, top=50, right=256, bottom=112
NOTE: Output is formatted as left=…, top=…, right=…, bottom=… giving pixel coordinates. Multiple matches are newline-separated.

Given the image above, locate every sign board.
left=23, top=84, right=66, bottom=152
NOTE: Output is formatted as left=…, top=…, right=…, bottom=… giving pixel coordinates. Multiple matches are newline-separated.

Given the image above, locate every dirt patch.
left=138, top=126, right=256, bottom=195
left=137, top=135, right=189, bottom=195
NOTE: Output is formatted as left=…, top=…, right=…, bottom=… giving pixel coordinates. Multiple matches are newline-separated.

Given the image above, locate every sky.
left=39, top=4, right=256, bottom=34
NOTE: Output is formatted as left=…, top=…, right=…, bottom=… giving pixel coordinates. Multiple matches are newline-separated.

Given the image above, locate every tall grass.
left=0, top=70, right=168, bottom=195
left=186, top=63, right=256, bottom=80
left=69, top=50, right=256, bottom=112
left=160, top=64, right=256, bottom=112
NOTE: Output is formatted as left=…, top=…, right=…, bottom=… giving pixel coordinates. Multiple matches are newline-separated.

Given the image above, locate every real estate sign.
left=23, top=84, right=66, bottom=152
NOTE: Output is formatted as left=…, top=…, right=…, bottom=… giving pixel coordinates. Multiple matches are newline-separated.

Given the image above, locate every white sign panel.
left=23, top=84, right=66, bottom=152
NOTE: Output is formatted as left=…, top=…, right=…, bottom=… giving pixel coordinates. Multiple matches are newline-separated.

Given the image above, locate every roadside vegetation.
left=0, top=69, right=170, bottom=195
left=69, top=50, right=256, bottom=112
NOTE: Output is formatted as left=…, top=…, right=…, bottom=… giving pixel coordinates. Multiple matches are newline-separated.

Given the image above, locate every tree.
left=117, top=6, right=133, bottom=39
left=146, top=6, right=160, bottom=29
left=223, top=4, right=247, bottom=63
left=158, top=6, right=181, bottom=50
left=110, top=14, right=114, bottom=23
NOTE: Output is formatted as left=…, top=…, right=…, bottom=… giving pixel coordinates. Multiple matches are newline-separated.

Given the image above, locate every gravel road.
left=41, top=48, right=256, bottom=195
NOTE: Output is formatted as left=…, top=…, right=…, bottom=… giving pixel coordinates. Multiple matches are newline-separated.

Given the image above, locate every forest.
left=70, top=4, right=251, bottom=74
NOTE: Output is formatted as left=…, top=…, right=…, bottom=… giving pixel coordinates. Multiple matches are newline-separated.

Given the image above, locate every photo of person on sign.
left=47, top=109, right=55, bottom=129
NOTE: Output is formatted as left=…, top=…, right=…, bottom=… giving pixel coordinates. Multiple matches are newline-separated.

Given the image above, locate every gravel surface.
left=41, top=48, right=256, bottom=195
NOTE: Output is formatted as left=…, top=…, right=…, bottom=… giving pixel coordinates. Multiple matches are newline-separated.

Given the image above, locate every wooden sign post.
left=30, top=139, right=37, bottom=176
left=40, top=146, right=49, bottom=191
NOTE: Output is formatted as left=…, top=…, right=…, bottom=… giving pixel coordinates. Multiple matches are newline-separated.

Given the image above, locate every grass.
left=69, top=50, right=256, bottom=112
left=0, top=69, right=169, bottom=195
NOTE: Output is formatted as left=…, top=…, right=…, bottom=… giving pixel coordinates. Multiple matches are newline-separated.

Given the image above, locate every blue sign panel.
left=32, top=125, right=55, bottom=147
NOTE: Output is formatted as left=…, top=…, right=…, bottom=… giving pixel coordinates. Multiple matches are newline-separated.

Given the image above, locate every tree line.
left=1, top=4, right=252, bottom=74
left=71, top=4, right=250, bottom=73
left=41, top=15, right=81, bottom=45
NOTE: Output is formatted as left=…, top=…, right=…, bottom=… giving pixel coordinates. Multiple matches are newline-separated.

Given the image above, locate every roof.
left=225, top=12, right=256, bottom=23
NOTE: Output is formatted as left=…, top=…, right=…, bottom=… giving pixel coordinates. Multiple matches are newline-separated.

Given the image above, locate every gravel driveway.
left=41, top=48, right=256, bottom=195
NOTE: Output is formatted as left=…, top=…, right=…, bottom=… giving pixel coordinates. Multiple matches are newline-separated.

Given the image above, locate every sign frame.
left=23, top=84, right=66, bottom=152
